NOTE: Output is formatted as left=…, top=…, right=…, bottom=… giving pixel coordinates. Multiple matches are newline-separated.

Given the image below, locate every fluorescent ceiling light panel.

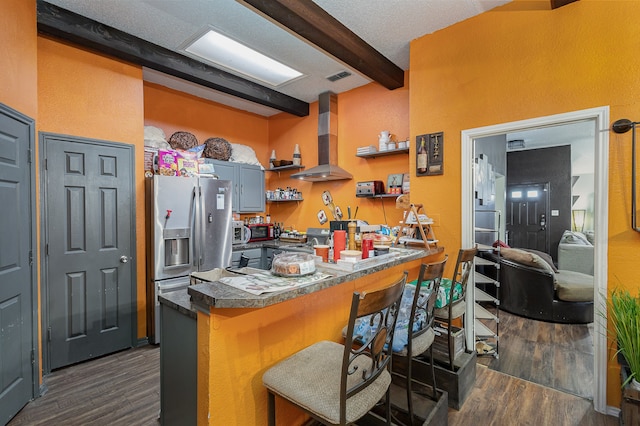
left=185, top=30, right=303, bottom=86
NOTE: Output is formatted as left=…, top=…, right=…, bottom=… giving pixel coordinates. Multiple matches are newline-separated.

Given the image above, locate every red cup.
left=314, top=245, right=330, bottom=262
left=362, top=239, right=374, bottom=259
left=333, top=230, right=346, bottom=260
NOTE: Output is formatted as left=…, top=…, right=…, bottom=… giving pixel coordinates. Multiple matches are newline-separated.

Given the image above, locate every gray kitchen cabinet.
left=203, top=159, right=265, bottom=213
left=239, top=164, right=265, bottom=212
left=160, top=302, right=196, bottom=426
left=262, top=247, right=283, bottom=270
left=231, top=248, right=262, bottom=269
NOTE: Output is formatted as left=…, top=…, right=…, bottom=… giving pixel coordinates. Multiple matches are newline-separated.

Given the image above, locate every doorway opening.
left=461, top=106, right=609, bottom=413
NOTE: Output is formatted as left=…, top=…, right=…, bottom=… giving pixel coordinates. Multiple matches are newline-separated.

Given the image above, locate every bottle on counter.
left=347, top=221, right=357, bottom=250
left=328, top=234, right=334, bottom=262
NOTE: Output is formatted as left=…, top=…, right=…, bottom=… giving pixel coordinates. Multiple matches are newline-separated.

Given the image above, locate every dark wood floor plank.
left=449, top=366, right=616, bottom=426
left=477, top=309, right=595, bottom=398
left=8, top=331, right=616, bottom=425
left=8, top=345, right=160, bottom=426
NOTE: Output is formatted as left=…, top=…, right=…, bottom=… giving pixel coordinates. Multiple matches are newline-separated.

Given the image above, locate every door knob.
left=120, top=256, right=129, bottom=263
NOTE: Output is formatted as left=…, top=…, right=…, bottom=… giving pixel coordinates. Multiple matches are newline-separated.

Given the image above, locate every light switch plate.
left=551, top=210, right=559, bottom=216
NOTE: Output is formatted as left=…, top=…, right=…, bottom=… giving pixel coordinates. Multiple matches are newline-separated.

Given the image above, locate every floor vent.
left=326, top=71, right=352, bottom=82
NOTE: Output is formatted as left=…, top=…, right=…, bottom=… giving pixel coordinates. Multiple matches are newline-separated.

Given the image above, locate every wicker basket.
left=168, top=131, right=198, bottom=150
left=204, top=137, right=232, bottom=160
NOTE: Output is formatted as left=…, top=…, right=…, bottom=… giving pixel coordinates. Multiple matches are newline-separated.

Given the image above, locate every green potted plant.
left=608, top=288, right=640, bottom=389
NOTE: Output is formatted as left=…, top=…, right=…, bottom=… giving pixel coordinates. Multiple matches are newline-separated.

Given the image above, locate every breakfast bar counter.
left=187, top=246, right=439, bottom=309
left=161, top=246, right=444, bottom=425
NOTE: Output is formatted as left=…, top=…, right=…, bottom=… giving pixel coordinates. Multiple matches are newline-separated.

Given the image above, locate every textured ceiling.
left=40, top=0, right=590, bottom=154
left=42, top=0, right=511, bottom=116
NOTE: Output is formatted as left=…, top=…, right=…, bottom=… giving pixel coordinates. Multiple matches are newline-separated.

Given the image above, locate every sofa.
left=478, top=247, right=594, bottom=324
left=557, top=230, right=594, bottom=275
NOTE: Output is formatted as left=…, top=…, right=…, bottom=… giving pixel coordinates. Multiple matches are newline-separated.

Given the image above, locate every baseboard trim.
left=606, top=405, right=620, bottom=418
left=38, top=381, right=48, bottom=398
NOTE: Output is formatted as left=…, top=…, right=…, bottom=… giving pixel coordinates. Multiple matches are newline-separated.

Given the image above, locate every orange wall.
left=199, top=259, right=426, bottom=425
left=0, top=0, right=37, bottom=118
left=144, top=82, right=270, bottom=160
left=37, top=36, right=146, bottom=338
left=409, top=0, right=640, bottom=407
left=268, top=74, right=410, bottom=233
left=12, top=0, right=631, bottom=411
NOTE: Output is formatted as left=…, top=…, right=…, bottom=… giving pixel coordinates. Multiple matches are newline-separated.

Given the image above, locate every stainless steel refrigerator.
left=146, top=175, right=233, bottom=344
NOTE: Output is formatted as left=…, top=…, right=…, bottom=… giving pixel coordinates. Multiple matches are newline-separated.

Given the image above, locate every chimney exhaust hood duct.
left=290, top=91, right=353, bottom=182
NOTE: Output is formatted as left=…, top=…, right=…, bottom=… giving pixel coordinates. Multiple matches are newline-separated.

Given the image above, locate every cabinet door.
left=202, top=160, right=264, bottom=213
left=238, top=164, right=265, bottom=212
left=231, top=248, right=262, bottom=268
left=208, top=160, right=238, bottom=210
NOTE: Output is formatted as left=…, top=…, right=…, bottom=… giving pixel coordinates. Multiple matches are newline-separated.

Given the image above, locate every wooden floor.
left=476, top=309, right=594, bottom=399
left=448, top=365, right=616, bottom=426
left=8, top=346, right=160, bottom=426
left=8, top=340, right=616, bottom=426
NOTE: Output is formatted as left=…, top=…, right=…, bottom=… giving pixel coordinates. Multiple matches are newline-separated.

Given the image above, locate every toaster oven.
left=356, top=180, right=385, bottom=197
left=232, top=220, right=245, bottom=244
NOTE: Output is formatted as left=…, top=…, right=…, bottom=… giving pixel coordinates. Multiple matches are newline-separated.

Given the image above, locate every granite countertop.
left=185, top=246, right=441, bottom=311
left=231, top=240, right=312, bottom=252
left=158, top=288, right=198, bottom=320
left=158, top=240, right=315, bottom=316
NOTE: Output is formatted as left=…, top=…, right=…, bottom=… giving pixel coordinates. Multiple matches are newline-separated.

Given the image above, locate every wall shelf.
left=267, top=165, right=304, bottom=172
left=356, top=193, right=401, bottom=199
left=266, top=198, right=303, bottom=203
left=356, top=147, right=409, bottom=158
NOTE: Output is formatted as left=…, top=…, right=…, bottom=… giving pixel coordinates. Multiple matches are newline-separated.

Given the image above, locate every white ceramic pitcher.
left=379, top=130, right=391, bottom=151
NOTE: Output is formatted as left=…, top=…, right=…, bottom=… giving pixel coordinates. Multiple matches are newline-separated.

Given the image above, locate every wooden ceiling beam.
left=551, top=0, right=579, bottom=9
left=239, top=0, right=405, bottom=90
left=36, top=0, right=309, bottom=117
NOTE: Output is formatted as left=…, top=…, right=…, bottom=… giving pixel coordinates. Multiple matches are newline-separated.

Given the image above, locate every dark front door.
left=42, top=134, right=135, bottom=370
left=506, top=182, right=550, bottom=253
left=0, top=105, right=36, bottom=424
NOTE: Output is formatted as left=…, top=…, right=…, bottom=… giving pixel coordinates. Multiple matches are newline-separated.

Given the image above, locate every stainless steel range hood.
left=290, top=91, right=353, bottom=182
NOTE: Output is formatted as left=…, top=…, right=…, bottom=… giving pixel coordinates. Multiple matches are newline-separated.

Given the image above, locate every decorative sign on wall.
left=416, top=131, right=444, bottom=176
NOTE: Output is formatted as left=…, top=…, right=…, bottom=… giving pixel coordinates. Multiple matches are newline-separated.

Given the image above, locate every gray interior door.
left=0, top=106, right=36, bottom=424
left=506, top=182, right=550, bottom=253
left=43, top=134, right=135, bottom=370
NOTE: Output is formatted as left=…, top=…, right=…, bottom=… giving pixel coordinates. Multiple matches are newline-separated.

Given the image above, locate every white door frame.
left=461, top=106, right=609, bottom=414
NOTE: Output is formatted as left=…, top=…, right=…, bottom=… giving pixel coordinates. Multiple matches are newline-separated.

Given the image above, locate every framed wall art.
left=416, top=131, right=444, bottom=176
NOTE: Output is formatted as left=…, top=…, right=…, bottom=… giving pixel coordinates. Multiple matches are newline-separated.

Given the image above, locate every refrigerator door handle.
left=198, top=184, right=207, bottom=269
left=191, top=186, right=199, bottom=269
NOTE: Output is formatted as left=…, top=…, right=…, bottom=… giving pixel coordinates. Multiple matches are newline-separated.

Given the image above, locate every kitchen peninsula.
left=159, top=246, right=443, bottom=425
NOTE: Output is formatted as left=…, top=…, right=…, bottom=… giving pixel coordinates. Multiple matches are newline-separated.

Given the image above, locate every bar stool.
left=434, top=247, right=477, bottom=371
left=262, top=272, right=408, bottom=425
left=393, top=257, right=447, bottom=425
